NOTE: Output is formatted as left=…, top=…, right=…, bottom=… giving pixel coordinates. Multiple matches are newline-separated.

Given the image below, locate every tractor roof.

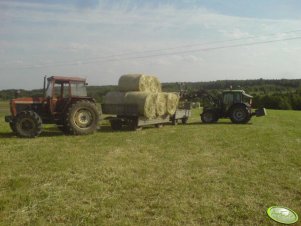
left=223, top=90, right=253, bottom=98
left=223, top=89, right=245, bottom=93
left=48, top=76, right=86, bottom=83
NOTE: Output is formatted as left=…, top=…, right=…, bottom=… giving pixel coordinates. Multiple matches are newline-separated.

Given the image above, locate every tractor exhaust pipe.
left=14, top=90, right=20, bottom=98
left=43, top=75, right=47, bottom=97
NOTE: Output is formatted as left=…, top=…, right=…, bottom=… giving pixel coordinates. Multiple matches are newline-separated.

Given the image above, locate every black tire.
left=15, top=111, right=42, bottom=138
left=64, top=101, right=99, bottom=135
left=9, top=121, right=17, bottom=133
left=110, top=120, right=122, bottom=131
left=172, top=119, right=178, bottom=125
left=155, top=124, right=164, bottom=128
left=201, top=111, right=217, bottom=123
left=181, top=117, right=188, bottom=124
left=230, top=105, right=251, bottom=124
left=128, top=118, right=141, bottom=131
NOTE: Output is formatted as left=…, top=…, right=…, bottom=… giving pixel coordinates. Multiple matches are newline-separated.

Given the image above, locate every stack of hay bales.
left=103, top=74, right=179, bottom=119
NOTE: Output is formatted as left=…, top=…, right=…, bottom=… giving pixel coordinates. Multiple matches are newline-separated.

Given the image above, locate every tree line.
left=0, top=79, right=300, bottom=110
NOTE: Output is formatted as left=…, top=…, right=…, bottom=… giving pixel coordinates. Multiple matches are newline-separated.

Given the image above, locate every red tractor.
left=5, top=76, right=100, bottom=138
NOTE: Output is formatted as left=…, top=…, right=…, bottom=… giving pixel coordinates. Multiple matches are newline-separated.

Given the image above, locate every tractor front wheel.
left=15, top=111, right=42, bottom=138
left=9, top=121, right=17, bottom=134
left=230, top=106, right=251, bottom=124
left=201, top=111, right=217, bottom=123
left=64, top=101, right=99, bottom=135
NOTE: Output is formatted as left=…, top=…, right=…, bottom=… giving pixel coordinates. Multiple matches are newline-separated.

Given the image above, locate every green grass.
left=0, top=106, right=301, bottom=225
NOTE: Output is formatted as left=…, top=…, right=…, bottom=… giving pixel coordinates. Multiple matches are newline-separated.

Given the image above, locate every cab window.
left=223, top=93, right=233, bottom=104
left=233, top=93, right=241, bottom=103
left=70, top=82, right=87, bottom=97
left=54, top=82, right=69, bottom=98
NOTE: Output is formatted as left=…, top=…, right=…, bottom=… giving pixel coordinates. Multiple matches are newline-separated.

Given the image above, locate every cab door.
left=50, top=81, right=70, bottom=115
left=223, top=92, right=234, bottom=113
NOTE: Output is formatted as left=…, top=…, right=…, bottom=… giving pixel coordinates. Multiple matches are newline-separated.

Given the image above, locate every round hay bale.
left=165, top=92, right=179, bottom=115
left=118, top=74, right=148, bottom=92
left=147, top=76, right=162, bottom=93
left=125, top=92, right=157, bottom=119
left=103, top=91, right=126, bottom=104
left=155, top=93, right=167, bottom=116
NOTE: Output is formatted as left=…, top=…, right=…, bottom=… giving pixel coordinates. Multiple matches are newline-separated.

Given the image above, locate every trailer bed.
left=101, top=103, right=191, bottom=130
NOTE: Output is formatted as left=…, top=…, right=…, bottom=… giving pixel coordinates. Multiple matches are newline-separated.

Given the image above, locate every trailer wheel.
left=64, top=101, right=99, bottom=135
left=181, top=117, right=188, bottom=124
left=155, top=124, right=164, bottom=128
left=172, top=119, right=178, bottom=125
left=15, top=111, right=42, bottom=138
left=201, top=110, right=217, bottom=123
left=230, top=105, right=250, bottom=124
left=128, top=118, right=141, bottom=131
left=110, top=120, right=122, bottom=131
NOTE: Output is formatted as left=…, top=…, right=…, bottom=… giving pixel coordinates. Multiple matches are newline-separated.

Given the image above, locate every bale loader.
left=184, top=89, right=266, bottom=124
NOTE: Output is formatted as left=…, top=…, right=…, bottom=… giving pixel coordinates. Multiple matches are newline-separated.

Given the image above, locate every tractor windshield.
left=70, top=82, right=87, bottom=97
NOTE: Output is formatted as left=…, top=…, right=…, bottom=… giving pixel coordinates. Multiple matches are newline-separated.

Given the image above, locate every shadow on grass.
left=98, top=125, right=144, bottom=133
left=0, top=121, right=253, bottom=138
left=97, top=124, right=174, bottom=133
left=97, top=122, right=253, bottom=133
left=186, top=121, right=253, bottom=126
left=0, top=128, right=65, bottom=139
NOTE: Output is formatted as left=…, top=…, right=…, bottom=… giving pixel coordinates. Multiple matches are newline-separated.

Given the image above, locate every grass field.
left=0, top=104, right=300, bottom=225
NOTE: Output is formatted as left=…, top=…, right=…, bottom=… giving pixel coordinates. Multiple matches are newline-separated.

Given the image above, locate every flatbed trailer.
left=101, top=102, right=191, bottom=130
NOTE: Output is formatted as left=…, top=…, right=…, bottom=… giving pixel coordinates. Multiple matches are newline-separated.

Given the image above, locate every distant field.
left=0, top=101, right=9, bottom=114
left=0, top=106, right=300, bottom=225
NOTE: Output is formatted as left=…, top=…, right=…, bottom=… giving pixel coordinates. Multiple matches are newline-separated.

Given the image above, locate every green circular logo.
left=267, top=206, right=298, bottom=224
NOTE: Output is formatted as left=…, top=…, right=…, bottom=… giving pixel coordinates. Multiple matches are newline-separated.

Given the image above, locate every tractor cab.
left=44, top=76, right=89, bottom=115
left=222, top=90, right=253, bottom=113
left=200, top=89, right=266, bottom=124
left=45, top=76, right=88, bottom=99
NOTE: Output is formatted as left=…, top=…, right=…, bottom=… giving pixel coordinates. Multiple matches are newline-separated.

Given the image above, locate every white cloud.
left=0, top=1, right=301, bottom=89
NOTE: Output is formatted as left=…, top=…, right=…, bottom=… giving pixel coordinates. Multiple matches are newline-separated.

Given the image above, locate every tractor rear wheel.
left=230, top=105, right=251, bottom=124
left=64, top=101, right=99, bottom=135
left=15, top=111, right=42, bottom=138
left=201, top=110, right=217, bottom=123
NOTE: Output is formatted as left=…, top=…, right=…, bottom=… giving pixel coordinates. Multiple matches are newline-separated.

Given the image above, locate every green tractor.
left=199, top=90, right=266, bottom=124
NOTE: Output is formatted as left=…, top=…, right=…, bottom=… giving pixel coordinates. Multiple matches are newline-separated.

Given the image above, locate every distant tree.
left=278, top=97, right=292, bottom=110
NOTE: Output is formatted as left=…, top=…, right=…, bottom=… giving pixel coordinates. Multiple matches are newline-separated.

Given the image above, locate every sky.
left=0, top=0, right=301, bottom=89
